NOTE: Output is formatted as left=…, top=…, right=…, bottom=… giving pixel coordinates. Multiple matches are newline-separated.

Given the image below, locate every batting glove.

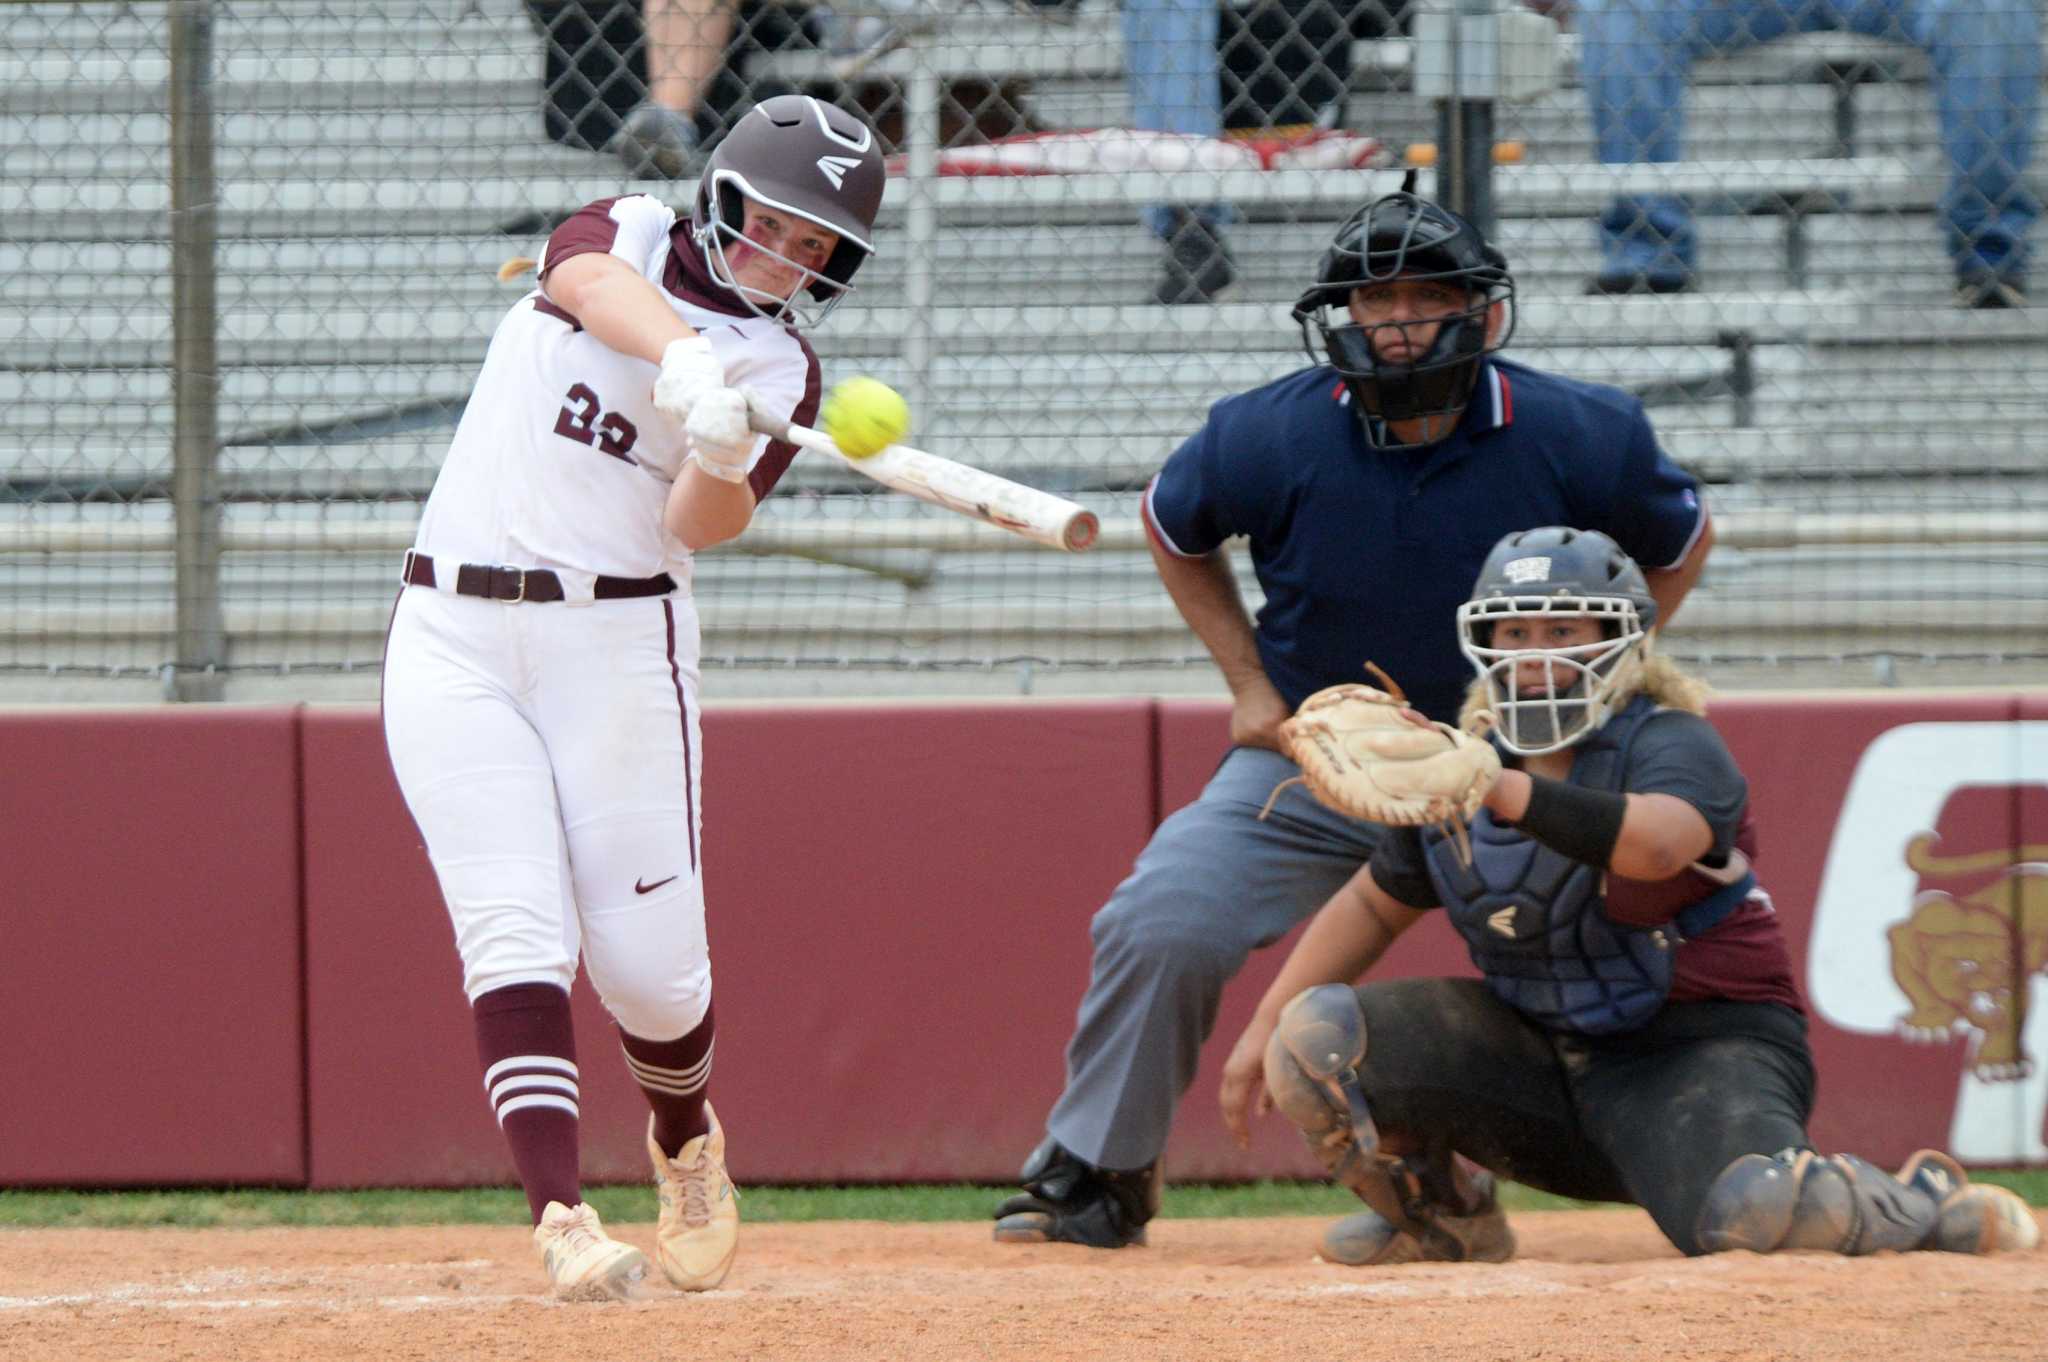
left=652, top=335, right=725, bottom=424
left=685, top=386, right=756, bottom=483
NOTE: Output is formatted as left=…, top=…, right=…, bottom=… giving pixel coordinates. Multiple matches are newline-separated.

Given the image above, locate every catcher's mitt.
left=1265, top=680, right=1502, bottom=836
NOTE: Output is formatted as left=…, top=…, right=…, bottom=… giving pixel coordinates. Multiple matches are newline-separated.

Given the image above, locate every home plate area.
left=3, top=1209, right=2043, bottom=1361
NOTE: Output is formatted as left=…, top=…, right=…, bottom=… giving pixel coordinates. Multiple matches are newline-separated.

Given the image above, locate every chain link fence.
left=4, top=0, right=2045, bottom=701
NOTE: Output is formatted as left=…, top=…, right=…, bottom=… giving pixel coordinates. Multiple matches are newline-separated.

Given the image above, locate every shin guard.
left=1696, top=1149, right=1940, bottom=1255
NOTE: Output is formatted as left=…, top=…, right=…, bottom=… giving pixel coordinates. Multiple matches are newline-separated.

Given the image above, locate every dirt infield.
left=4, top=1208, right=2043, bottom=1361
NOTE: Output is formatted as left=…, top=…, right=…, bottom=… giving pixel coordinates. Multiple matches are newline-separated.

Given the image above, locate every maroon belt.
left=401, top=550, right=674, bottom=603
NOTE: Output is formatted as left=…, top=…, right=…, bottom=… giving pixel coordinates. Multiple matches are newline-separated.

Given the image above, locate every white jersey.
left=413, top=194, right=822, bottom=590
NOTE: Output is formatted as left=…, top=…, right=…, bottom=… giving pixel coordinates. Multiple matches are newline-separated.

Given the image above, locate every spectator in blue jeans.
left=1128, top=0, right=1392, bottom=304
left=1127, top=0, right=1238, bottom=303
left=1580, top=0, right=2040, bottom=307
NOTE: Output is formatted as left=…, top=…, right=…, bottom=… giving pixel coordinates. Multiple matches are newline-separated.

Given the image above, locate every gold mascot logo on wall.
left=1888, top=834, right=2048, bottom=1082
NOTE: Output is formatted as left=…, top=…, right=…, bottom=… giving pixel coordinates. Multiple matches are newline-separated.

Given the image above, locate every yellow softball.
left=820, top=377, right=910, bottom=460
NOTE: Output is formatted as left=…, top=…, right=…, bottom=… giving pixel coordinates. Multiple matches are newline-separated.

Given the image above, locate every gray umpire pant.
left=1045, top=746, right=1384, bottom=1171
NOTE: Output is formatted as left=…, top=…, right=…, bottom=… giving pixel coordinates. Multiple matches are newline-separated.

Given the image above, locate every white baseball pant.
left=381, top=585, right=711, bottom=1041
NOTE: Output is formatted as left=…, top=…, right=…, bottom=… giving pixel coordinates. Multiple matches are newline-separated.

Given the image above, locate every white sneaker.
left=648, top=1104, right=741, bottom=1290
left=532, top=1201, right=652, bottom=1301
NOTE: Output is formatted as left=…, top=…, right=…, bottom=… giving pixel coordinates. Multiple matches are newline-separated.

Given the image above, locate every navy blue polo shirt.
left=1143, top=357, right=1704, bottom=723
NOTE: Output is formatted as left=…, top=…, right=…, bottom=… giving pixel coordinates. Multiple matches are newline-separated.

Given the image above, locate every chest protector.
left=1421, top=696, right=1756, bottom=1035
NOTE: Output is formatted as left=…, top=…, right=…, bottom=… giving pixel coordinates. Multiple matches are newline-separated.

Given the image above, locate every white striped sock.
left=622, top=1038, right=713, bottom=1096
left=485, top=1055, right=581, bottom=1126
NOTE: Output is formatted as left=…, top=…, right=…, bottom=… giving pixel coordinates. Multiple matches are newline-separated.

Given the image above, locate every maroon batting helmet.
left=690, top=95, right=885, bottom=326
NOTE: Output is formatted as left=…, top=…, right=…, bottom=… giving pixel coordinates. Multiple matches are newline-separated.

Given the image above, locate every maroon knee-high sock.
left=474, top=982, right=581, bottom=1223
left=621, top=1000, right=715, bottom=1157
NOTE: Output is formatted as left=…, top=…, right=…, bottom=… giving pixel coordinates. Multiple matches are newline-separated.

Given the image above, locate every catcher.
left=1218, top=526, right=2040, bottom=1266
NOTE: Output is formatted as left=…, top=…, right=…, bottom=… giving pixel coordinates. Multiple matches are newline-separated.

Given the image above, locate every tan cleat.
left=648, top=1104, right=740, bottom=1290
left=1897, top=1149, right=2041, bottom=1254
left=1317, top=1171, right=1517, bottom=1267
left=532, top=1201, right=652, bottom=1301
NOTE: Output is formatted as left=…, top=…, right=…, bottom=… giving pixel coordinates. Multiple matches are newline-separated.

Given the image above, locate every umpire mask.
left=1292, top=191, right=1514, bottom=450
left=1457, top=528, right=1656, bottom=755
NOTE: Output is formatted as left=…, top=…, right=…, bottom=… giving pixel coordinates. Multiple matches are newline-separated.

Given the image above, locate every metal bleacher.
left=3, top=0, right=2045, bottom=700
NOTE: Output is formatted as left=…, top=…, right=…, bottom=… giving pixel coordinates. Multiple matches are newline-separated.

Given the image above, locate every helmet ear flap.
left=714, top=180, right=745, bottom=235
left=808, top=239, right=870, bottom=300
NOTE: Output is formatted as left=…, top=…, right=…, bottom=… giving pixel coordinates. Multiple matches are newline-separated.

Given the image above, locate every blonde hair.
left=1457, top=637, right=1710, bottom=734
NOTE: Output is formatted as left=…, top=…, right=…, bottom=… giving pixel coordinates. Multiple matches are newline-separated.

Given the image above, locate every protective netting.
left=3, top=0, right=2044, bottom=700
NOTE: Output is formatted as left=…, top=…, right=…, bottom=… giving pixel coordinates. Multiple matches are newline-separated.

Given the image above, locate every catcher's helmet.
left=1457, top=527, right=1656, bottom=755
left=691, top=95, right=884, bottom=327
left=1292, top=191, right=1515, bottom=449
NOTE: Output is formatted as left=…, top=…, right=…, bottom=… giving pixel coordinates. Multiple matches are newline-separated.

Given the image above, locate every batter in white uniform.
left=381, top=95, right=886, bottom=1301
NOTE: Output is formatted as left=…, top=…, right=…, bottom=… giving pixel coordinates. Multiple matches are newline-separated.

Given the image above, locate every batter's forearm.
left=545, top=255, right=698, bottom=367
left=665, top=463, right=756, bottom=548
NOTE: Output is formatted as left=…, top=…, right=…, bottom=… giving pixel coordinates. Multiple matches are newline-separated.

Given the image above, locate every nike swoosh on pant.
left=635, top=875, right=679, bottom=895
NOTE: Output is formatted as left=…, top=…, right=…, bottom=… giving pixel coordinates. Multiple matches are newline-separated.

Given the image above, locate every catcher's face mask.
left=1458, top=596, right=1647, bottom=755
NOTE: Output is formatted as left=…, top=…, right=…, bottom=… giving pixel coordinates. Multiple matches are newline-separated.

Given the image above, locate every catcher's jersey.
left=413, top=195, right=822, bottom=587
left=1369, top=709, right=1802, bottom=1015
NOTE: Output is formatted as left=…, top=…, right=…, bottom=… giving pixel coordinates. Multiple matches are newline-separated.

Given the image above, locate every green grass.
left=0, top=1181, right=1532, bottom=1230
left=8, top=1172, right=2043, bottom=1230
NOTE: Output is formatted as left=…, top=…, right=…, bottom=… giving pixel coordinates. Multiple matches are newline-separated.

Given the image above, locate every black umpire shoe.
left=1152, top=209, right=1237, bottom=305
left=992, top=1138, right=1160, bottom=1248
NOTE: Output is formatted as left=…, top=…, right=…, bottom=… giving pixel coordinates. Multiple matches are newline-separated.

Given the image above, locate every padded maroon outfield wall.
left=299, top=700, right=1156, bottom=1186
left=0, top=707, right=304, bottom=1185
left=10, top=691, right=2047, bottom=1187
left=1706, top=692, right=2027, bottom=1163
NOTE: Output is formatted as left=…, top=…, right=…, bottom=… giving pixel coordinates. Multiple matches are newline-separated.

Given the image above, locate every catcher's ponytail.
left=1636, top=651, right=1710, bottom=716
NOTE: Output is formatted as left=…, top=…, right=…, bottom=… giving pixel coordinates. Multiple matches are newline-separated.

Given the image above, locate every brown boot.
left=1318, top=1170, right=1516, bottom=1266
left=1896, top=1149, right=2041, bottom=1254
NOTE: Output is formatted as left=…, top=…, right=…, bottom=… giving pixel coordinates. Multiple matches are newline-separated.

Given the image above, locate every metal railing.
left=5, top=0, right=2046, bottom=699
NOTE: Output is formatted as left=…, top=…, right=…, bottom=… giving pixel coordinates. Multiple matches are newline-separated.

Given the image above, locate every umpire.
left=993, top=189, right=1716, bottom=1248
